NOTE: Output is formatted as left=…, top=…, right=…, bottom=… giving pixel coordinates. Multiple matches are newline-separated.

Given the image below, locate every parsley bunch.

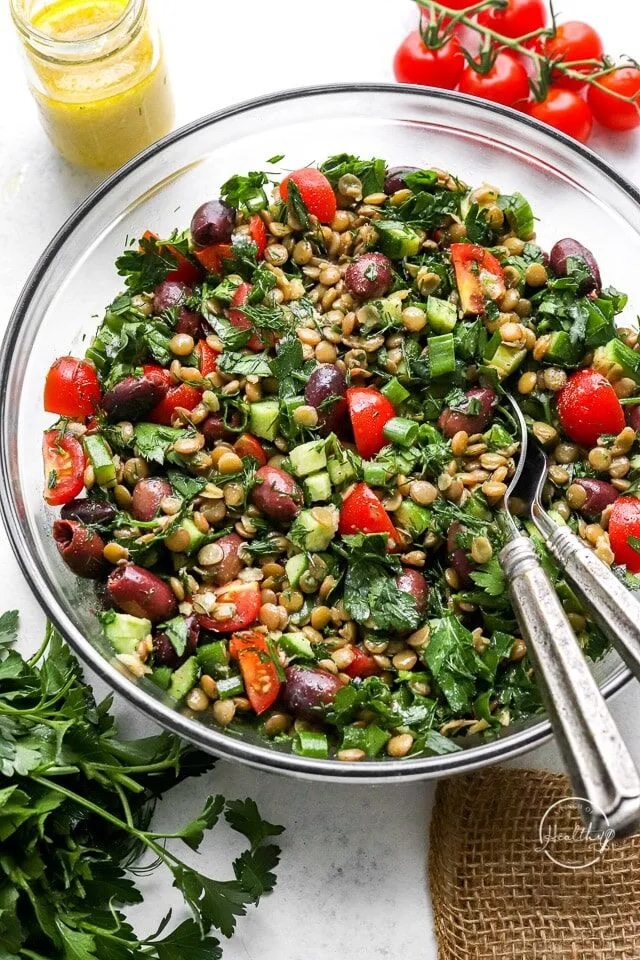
left=0, top=612, right=283, bottom=960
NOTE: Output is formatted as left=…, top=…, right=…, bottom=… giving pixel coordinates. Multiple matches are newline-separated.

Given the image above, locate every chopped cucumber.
left=596, top=338, right=640, bottom=383
left=426, top=296, right=457, bottom=333
left=197, top=640, right=230, bottom=678
left=498, top=192, right=535, bottom=240
left=374, top=220, right=421, bottom=259
left=304, top=471, right=332, bottom=502
left=101, top=612, right=151, bottom=655
left=249, top=399, right=280, bottom=440
left=327, top=456, right=357, bottom=487
left=395, top=500, right=431, bottom=537
left=217, top=675, right=244, bottom=699
left=171, top=517, right=206, bottom=555
left=289, top=439, right=327, bottom=477
left=84, top=434, right=116, bottom=487
left=149, top=666, right=173, bottom=691
left=168, top=657, right=199, bottom=702
left=290, top=506, right=339, bottom=551
left=545, top=331, right=581, bottom=368
left=487, top=343, right=527, bottom=378
left=285, top=553, right=308, bottom=588
left=279, top=631, right=315, bottom=660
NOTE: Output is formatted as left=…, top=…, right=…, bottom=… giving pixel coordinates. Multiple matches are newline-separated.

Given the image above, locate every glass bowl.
left=2, top=84, right=638, bottom=782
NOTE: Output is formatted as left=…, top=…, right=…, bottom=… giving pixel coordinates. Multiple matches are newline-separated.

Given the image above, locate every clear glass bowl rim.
left=1, top=82, right=635, bottom=782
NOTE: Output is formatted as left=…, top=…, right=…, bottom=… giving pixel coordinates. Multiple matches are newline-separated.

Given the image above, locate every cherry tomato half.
left=199, top=581, right=262, bottom=633
left=144, top=365, right=202, bottom=425
left=393, top=32, right=464, bottom=90
left=556, top=369, right=625, bottom=447
left=229, top=630, right=281, bottom=714
left=339, top=483, right=399, bottom=542
left=450, top=243, right=506, bottom=315
left=346, top=387, right=395, bottom=460
left=229, top=281, right=265, bottom=352
left=343, top=645, right=379, bottom=679
left=279, top=168, right=337, bottom=225
left=588, top=68, right=640, bottom=131
left=44, top=357, right=102, bottom=418
left=142, top=230, right=202, bottom=286
left=544, top=21, right=604, bottom=91
left=609, top=498, right=640, bottom=572
left=43, top=430, right=85, bottom=506
left=459, top=53, right=530, bottom=108
left=194, top=243, right=233, bottom=275
left=477, top=0, right=547, bottom=40
left=196, top=339, right=219, bottom=377
left=249, top=214, right=268, bottom=260
left=526, top=87, right=593, bottom=143
left=234, top=433, right=267, bottom=465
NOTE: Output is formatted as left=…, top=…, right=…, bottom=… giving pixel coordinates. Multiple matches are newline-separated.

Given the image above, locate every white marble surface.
left=1, top=1, right=639, bottom=957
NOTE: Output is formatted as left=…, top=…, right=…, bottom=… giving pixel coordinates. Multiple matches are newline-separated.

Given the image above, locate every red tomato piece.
left=249, top=214, right=268, bottom=260
left=339, top=483, right=399, bottom=541
left=229, top=630, right=281, bottom=714
left=556, top=369, right=625, bottom=447
left=393, top=32, right=464, bottom=90
left=477, top=0, right=547, bottom=39
left=194, top=243, right=233, bottom=275
left=526, top=87, right=593, bottom=143
left=234, top=433, right=267, bottom=465
left=544, top=22, right=604, bottom=91
left=450, top=243, right=506, bottom=315
left=343, top=645, right=379, bottom=679
left=142, top=230, right=202, bottom=285
left=44, top=356, right=101, bottom=418
left=148, top=380, right=203, bottom=425
left=279, top=168, right=337, bottom=225
left=42, top=430, right=85, bottom=506
left=588, top=68, right=640, bottom=132
left=609, top=497, right=640, bottom=573
left=199, top=581, right=261, bottom=634
left=346, top=387, right=396, bottom=460
left=229, top=281, right=265, bottom=351
left=196, top=339, right=219, bottom=377
left=458, top=53, right=530, bottom=108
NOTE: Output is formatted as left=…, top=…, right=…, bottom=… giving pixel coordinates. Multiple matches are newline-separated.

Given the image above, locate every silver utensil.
left=498, top=392, right=640, bottom=836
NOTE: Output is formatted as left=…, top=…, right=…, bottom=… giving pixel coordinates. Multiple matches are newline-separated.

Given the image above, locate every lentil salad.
left=41, top=154, right=640, bottom=761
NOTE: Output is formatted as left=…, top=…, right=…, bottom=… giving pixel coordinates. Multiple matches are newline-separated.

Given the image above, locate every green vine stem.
left=416, top=0, right=640, bottom=105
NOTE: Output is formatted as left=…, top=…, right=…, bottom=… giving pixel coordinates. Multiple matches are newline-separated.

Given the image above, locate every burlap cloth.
left=429, top=767, right=640, bottom=960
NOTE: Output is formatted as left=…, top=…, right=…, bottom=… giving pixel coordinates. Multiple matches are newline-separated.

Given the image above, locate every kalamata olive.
left=395, top=569, right=429, bottom=616
left=549, top=238, right=601, bottom=294
left=626, top=405, right=640, bottom=432
left=152, top=615, right=199, bottom=668
left=251, top=466, right=303, bottom=522
left=53, top=520, right=106, bottom=579
left=281, top=665, right=343, bottom=720
left=102, top=374, right=168, bottom=422
left=202, top=414, right=231, bottom=446
left=447, top=522, right=474, bottom=588
left=175, top=307, right=209, bottom=342
left=153, top=279, right=190, bottom=314
left=438, top=387, right=497, bottom=439
left=190, top=199, right=235, bottom=246
left=574, top=479, right=619, bottom=518
left=304, top=364, right=348, bottom=436
left=344, top=252, right=393, bottom=300
left=130, top=477, right=173, bottom=522
left=61, top=497, right=116, bottom=526
left=205, top=532, right=245, bottom=587
left=384, top=165, right=419, bottom=195
left=107, top=564, right=178, bottom=623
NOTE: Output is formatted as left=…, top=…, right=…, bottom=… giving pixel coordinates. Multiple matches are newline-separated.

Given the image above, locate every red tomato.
left=196, top=339, right=218, bottom=377
left=234, top=433, right=267, bottom=465
left=229, top=630, right=281, bottom=714
left=450, top=243, right=506, bottom=315
left=42, top=430, right=85, bottom=506
left=544, top=22, right=604, bottom=91
left=147, top=364, right=202, bottom=426
left=279, top=168, right=337, bottom=225
left=229, top=282, right=265, bottom=352
left=609, top=498, right=640, bottom=573
left=393, top=32, right=464, bottom=90
left=199, top=581, right=261, bottom=633
left=44, top=357, right=101, bottom=418
left=346, top=387, right=396, bottom=460
left=249, top=214, right=268, bottom=260
left=556, top=369, right=625, bottom=447
left=142, top=230, right=202, bottom=285
left=459, top=53, right=530, bottom=108
left=526, top=87, right=593, bottom=143
left=588, top=68, right=640, bottom=131
left=194, top=243, right=233, bottom=275
left=339, top=483, right=399, bottom=541
left=343, top=645, right=379, bottom=679
left=477, top=0, right=547, bottom=39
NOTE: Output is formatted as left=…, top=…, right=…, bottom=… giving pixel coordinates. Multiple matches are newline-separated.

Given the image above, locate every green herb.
left=134, top=423, right=185, bottom=464
left=0, top=613, right=283, bottom=959
left=160, top=616, right=189, bottom=656
left=266, top=154, right=285, bottom=164
left=464, top=202, right=496, bottom=245
left=167, top=470, right=208, bottom=501
left=284, top=178, right=311, bottom=230
left=319, top=153, right=386, bottom=197
left=220, top=170, right=269, bottom=213
left=270, top=334, right=306, bottom=397
left=217, top=352, right=272, bottom=378
left=423, top=613, right=492, bottom=713
left=115, top=233, right=184, bottom=296
left=470, top=558, right=506, bottom=597
left=339, top=534, right=421, bottom=633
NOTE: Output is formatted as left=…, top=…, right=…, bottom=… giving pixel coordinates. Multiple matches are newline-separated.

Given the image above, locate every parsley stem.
left=115, top=781, right=135, bottom=829
left=27, top=620, right=55, bottom=667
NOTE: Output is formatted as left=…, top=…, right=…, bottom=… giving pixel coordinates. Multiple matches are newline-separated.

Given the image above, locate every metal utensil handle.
left=500, top=536, right=640, bottom=836
left=537, top=513, right=640, bottom=682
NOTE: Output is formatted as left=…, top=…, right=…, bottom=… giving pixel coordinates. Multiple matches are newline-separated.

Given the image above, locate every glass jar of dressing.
left=10, top=0, right=174, bottom=170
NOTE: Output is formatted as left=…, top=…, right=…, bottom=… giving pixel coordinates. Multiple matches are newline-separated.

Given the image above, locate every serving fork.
left=498, top=392, right=640, bottom=836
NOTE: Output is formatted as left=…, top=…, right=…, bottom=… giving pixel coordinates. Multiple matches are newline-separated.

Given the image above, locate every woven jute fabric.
left=429, top=767, right=640, bottom=960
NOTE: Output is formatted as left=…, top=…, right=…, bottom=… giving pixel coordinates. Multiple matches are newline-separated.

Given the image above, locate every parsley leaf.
left=470, top=558, right=506, bottom=597
left=225, top=797, right=285, bottom=849
left=320, top=154, right=386, bottom=197
left=217, top=352, right=272, bottom=378
left=134, top=423, right=184, bottom=464
left=220, top=170, right=269, bottom=213
left=115, top=234, right=180, bottom=295
left=340, top=534, right=421, bottom=632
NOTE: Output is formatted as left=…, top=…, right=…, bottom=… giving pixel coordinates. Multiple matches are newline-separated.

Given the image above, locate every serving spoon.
left=497, top=392, right=640, bottom=836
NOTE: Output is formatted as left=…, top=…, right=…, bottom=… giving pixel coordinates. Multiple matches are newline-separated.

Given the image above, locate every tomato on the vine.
left=477, top=0, right=547, bottom=40
left=459, top=52, right=530, bottom=108
left=588, top=68, right=640, bottom=131
left=393, top=31, right=464, bottom=90
left=544, top=21, right=604, bottom=91
left=526, top=87, right=593, bottom=143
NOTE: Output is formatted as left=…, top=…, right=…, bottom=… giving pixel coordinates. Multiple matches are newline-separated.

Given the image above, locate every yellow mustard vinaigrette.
left=10, top=0, right=174, bottom=170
